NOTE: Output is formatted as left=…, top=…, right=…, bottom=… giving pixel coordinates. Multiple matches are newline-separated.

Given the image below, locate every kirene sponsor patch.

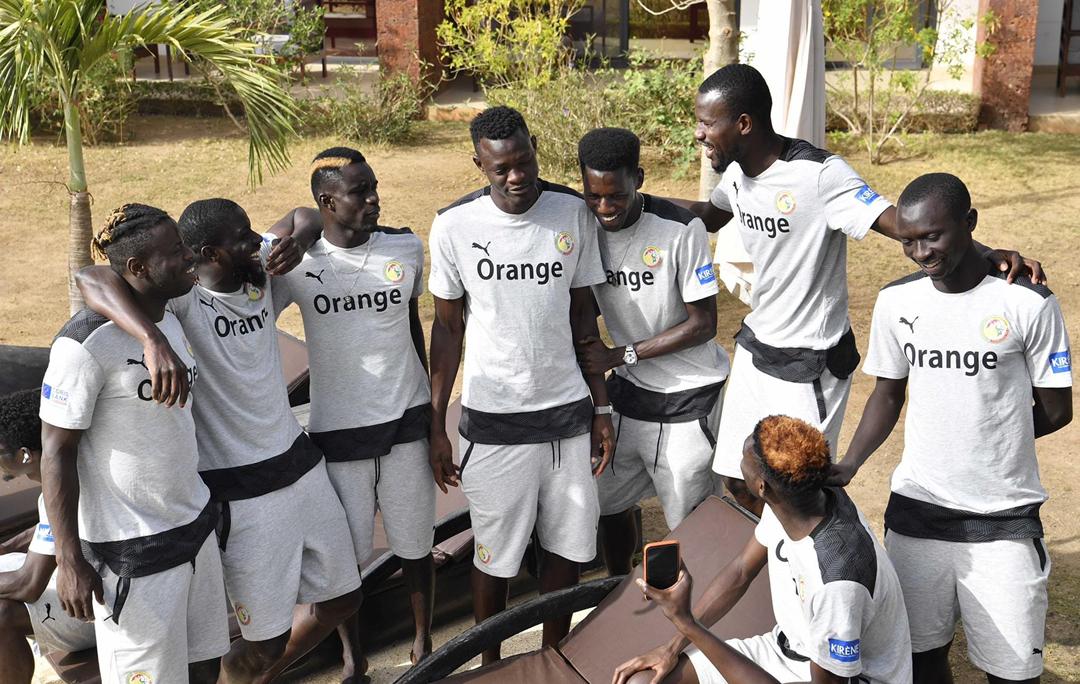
left=854, top=184, right=880, bottom=205
left=695, top=264, right=716, bottom=285
left=1049, top=350, right=1071, bottom=374
left=828, top=638, right=860, bottom=663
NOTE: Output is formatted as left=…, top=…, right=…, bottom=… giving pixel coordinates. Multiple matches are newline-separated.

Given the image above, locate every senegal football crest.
left=642, top=246, right=663, bottom=268
left=981, top=315, right=1010, bottom=344
left=235, top=603, right=252, bottom=626
left=476, top=543, right=493, bottom=565
left=555, top=231, right=575, bottom=255
left=775, top=191, right=796, bottom=215
left=126, top=673, right=153, bottom=684
left=384, top=260, right=405, bottom=283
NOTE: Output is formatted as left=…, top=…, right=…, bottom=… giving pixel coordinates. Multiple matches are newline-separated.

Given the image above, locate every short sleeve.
left=27, top=498, right=55, bottom=556
left=861, top=294, right=909, bottom=379
left=676, top=220, right=720, bottom=302
left=709, top=173, right=732, bottom=213
left=1026, top=295, right=1072, bottom=388
left=167, top=287, right=196, bottom=321
left=571, top=212, right=606, bottom=289
left=806, top=582, right=871, bottom=678
left=271, top=270, right=295, bottom=316
left=411, top=237, right=426, bottom=300
left=753, top=505, right=783, bottom=548
left=819, top=156, right=891, bottom=240
left=39, top=338, right=105, bottom=431
left=428, top=218, right=465, bottom=300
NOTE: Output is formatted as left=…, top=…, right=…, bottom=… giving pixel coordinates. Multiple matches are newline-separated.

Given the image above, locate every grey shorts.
left=886, top=531, right=1050, bottom=680
left=94, top=534, right=229, bottom=683
left=219, top=460, right=362, bottom=641
left=598, top=398, right=722, bottom=530
left=0, top=553, right=96, bottom=655
left=459, top=432, right=600, bottom=578
left=713, top=344, right=850, bottom=479
left=326, top=438, right=437, bottom=565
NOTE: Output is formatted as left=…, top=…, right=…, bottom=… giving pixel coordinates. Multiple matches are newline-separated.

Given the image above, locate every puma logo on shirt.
left=305, top=269, right=325, bottom=284
left=899, top=316, right=919, bottom=334
left=126, top=356, right=148, bottom=371
left=471, top=241, right=492, bottom=256
left=198, top=296, right=218, bottom=312
left=42, top=603, right=55, bottom=623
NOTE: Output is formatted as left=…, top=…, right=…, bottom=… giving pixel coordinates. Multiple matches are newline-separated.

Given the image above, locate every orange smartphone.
left=643, top=540, right=680, bottom=590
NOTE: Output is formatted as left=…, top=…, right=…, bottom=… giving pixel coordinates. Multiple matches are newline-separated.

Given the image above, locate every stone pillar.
left=974, top=0, right=1038, bottom=131
left=376, top=0, right=444, bottom=82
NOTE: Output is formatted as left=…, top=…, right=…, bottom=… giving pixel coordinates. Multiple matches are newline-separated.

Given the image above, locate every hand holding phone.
left=643, top=540, right=680, bottom=590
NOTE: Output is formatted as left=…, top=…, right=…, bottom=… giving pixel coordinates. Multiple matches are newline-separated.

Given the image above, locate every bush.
left=438, top=0, right=583, bottom=90
left=826, top=88, right=979, bottom=134
left=613, top=53, right=700, bottom=173
left=30, top=53, right=134, bottom=144
left=299, top=70, right=430, bottom=145
left=131, top=79, right=243, bottom=117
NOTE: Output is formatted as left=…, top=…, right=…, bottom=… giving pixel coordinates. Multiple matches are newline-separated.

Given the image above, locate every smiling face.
left=132, top=220, right=197, bottom=298
left=473, top=130, right=541, bottom=213
left=319, top=161, right=381, bottom=236
left=896, top=198, right=977, bottom=281
left=694, top=90, right=749, bottom=173
left=581, top=166, right=643, bottom=232
left=204, top=209, right=267, bottom=288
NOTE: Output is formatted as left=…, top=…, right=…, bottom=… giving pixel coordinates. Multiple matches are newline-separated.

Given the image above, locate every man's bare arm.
left=0, top=526, right=35, bottom=555
left=1033, top=386, right=1072, bottom=438
left=0, top=552, right=56, bottom=604
left=665, top=197, right=734, bottom=233
left=428, top=295, right=465, bottom=492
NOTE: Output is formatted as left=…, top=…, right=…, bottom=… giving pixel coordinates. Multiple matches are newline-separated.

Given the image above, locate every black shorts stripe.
left=607, top=374, right=724, bottom=423
left=199, top=431, right=323, bottom=501
left=81, top=500, right=217, bottom=578
left=459, top=397, right=592, bottom=445
left=884, top=492, right=1043, bottom=542
left=312, top=403, right=431, bottom=462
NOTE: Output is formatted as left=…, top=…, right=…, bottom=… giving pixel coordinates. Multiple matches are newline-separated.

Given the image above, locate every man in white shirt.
left=614, top=416, right=912, bottom=684
left=575, top=128, right=729, bottom=574
left=831, top=173, right=1072, bottom=683
left=40, top=204, right=229, bottom=683
left=428, top=106, right=615, bottom=662
left=677, top=64, right=1042, bottom=513
left=0, top=388, right=96, bottom=684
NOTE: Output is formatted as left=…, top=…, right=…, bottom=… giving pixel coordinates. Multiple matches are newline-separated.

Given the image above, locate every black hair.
left=178, top=198, right=248, bottom=254
left=91, top=203, right=174, bottom=273
left=698, top=64, right=773, bottom=126
left=0, top=388, right=42, bottom=452
left=898, top=172, right=972, bottom=223
left=750, top=415, right=830, bottom=499
left=578, top=127, right=641, bottom=174
left=469, top=105, right=530, bottom=147
left=310, top=147, right=368, bottom=201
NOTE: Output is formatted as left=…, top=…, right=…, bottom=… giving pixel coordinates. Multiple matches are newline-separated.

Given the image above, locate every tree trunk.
left=64, top=96, right=92, bottom=314
left=698, top=0, right=739, bottom=200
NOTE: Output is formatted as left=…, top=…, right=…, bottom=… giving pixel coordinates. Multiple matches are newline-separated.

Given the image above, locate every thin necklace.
left=604, top=195, right=645, bottom=274
left=323, top=234, right=376, bottom=294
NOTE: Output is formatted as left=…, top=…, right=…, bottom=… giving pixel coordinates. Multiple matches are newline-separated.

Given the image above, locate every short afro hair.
left=310, top=146, right=367, bottom=201
left=178, top=198, right=249, bottom=254
left=699, top=64, right=773, bottom=126
left=0, top=388, right=42, bottom=453
left=578, top=128, right=641, bottom=174
left=91, top=203, right=175, bottom=273
left=469, top=105, right=530, bottom=147
left=751, top=415, right=830, bottom=497
left=898, top=172, right=972, bottom=223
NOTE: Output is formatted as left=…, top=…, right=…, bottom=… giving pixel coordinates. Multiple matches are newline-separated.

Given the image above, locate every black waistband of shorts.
left=311, top=403, right=431, bottom=462
left=81, top=499, right=217, bottom=578
left=200, top=431, right=324, bottom=501
left=735, top=323, right=860, bottom=383
left=459, top=397, right=592, bottom=445
left=884, top=492, right=1043, bottom=542
left=607, top=374, right=724, bottom=422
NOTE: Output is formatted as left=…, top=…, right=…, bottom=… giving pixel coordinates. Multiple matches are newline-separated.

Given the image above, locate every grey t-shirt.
left=273, top=231, right=430, bottom=433
left=593, top=195, right=729, bottom=394
left=710, top=139, right=890, bottom=351
left=864, top=272, right=1072, bottom=514
left=428, top=183, right=607, bottom=414
left=166, top=236, right=302, bottom=472
left=756, top=491, right=912, bottom=684
left=39, top=312, right=208, bottom=544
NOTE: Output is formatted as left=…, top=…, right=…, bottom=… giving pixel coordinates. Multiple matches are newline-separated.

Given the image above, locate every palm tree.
left=0, top=0, right=300, bottom=312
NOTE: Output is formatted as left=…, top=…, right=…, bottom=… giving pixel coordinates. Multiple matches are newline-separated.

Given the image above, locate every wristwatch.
left=623, top=344, right=639, bottom=367
left=594, top=404, right=613, bottom=416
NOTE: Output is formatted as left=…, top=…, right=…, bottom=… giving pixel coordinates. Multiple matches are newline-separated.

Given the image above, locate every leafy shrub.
left=825, top=88, right=979, bottom=134
left=131, top=79, right=243, bottom=117
left=299, top=70, right=430, bottom=145
left=613, top=53, right=700, bottom=172
left=30, top=53, right=134, bottom=144
left=438, top=0, right=583, bottom=90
